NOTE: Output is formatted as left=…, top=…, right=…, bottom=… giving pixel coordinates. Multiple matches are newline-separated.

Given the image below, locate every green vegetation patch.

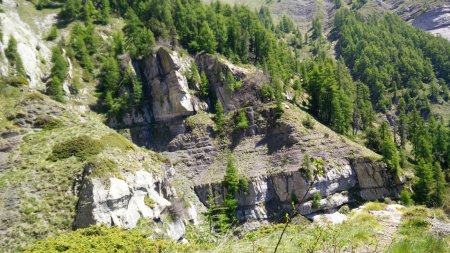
left=49, top=135, right=104, bottom=161
left=23, top=225, right=175, bottom=253
left=388, top=206, right=449, bottom=253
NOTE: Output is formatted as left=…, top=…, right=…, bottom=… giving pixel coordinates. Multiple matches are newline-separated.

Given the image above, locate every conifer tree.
left=214, top=100, right=225, bottom=133
left=199, top=71, right=209, bottom=98
left=431, top=162, right=446, bottom=207
left=98, top=0, right=111, bottom=24
left=414, top=160, right=433, bottom=204
left=198, top=21, right=217, bottom=54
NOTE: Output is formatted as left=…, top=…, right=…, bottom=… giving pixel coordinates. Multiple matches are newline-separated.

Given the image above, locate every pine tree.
left=124, top=10, right=156, bottom=59
left=274, top=78, right=284, bottom=116
left=198, top=21, right=217, bottom=53
left=312, top=17, right=322, bottom=39
left=223, top=153, right=239, bottom=224
left=5, top=36, right=26, bottom=78
left=100, top=57, right=121, bottom=94
left=431, top=162, right=446, bottom=207
left=199, top=71, right=209, bottom=98
left=60, top=0, right=82, bottom=21
left=98, top=0, right=111, bottom=24
left=214, top=100, right=225, bottom=133
left=414, top=160, right=433, bottom=204
left=83, top=0, right=97, bottom=23
left=379, top=122, right=400, bottom=173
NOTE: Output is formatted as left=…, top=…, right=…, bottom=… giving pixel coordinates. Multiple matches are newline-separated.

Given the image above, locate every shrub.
left=261, top=83, right=274, bottom=100
left=23, top=225, right=172, bottom=253
left=239, top=177, right=249, bottom=196
left=144, top=196, right=156, bottom=208
left=302, top=115, right=315, bottom=129
left=312, top=193, right=322, bottom=209
left=35, top=115, right=64, bottom=130
left=400, top=189, right=414, bottom=206
left=338, top=205, right=350, bottom=214
left=236, top=111, right=249, bottom=130
left=50, top=135, right=104, bottom=161
left=45, top=26, right=59, bottom=41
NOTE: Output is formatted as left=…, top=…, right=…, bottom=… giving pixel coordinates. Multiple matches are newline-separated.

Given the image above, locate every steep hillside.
left=0, top=0, right=449, bottom=252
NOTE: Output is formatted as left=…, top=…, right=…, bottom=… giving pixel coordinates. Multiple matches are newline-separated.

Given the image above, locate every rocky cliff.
left=113, top=47, right=404, bottom=225
left=195, top=157, right=402, bottom=221
left=0, top=0, right=53, bottom=88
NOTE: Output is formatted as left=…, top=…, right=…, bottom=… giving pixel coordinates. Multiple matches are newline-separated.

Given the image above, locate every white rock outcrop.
left=140, top=47, right=195, bottom=121
left=0, top=0, right=53, bottom=88
left=74, top=170, right=191, bottom=240
left=195, top=158, right=403, bottom=221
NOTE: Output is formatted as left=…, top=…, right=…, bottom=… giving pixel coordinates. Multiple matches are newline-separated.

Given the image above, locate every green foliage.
left=400, top=189, right=414, bottom=206
left=69, top=22, right=95, bottom=74
left=24, top=225, right=172, bottom=252
left=123, top=10, right=156, bottom=59
left=186, top=63, right=201, bottom=90
left=311, top=193, right=322, bottom=209
left=144, top=196, right=156, bottom=208
left=5, top=36, right=27, bottom=79
left=388, top=207, right=448, bottom=253
left=261, top=83, right=275, bottom=100
left=302, top=115, right=315, bottom=130
left=300, top=154, right=313, bottom=180
left=239, top=177, right=249, bottom=196
left=311, top=17, right=322, bottom=39
left=236, top=111, right=249, bottom=130
left=50, top=135, right=104, bottom=161
left=197, top=21, right=217, bottom=53
left=45, top=26, right=58, bottom=41
left=414, top=160, right=434, bottom=205
left=379, top=123, right=400, bottom=173
left=48, top=47, right=68, bottom=102
left=226, top=71, right=241, bottom=93
left=335, top=10, right=450, bottom=109
left=306, top=60, right=353, bottom=133
left=35, top=115, right=64, bottom=130
left=214, top=100, right=225, bottom=134
left=223, top=153, right=239, bottom=225
left=199, top=71, right=209, bottom=98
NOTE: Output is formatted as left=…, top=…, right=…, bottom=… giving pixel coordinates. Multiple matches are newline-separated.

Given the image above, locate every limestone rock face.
left=0, top=0, right=53, bottom=88
left=195, top=53, right=269, bottom=111
left=74, top=170, right=190, bottom=241
left=140, top=47, right=195, bottom=122
left=412, top=6, right=450, bottom=41
left=195, top=158, right=403, bottom=221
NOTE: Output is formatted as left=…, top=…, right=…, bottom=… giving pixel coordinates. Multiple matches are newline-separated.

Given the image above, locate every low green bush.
left=236, top=111, right=249, bottom=130
left=302, top=115, right=315, bottom=129
left=49, top=135, right=104, bottom=161
left=312, top=193, right=322, bottom=209
left=23, top=225, right=172, bottom=253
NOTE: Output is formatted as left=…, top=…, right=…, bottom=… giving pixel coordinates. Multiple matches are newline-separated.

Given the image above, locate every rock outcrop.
left=412, top=6, right=450, bottom=41
left=74, top=169, right=193, bottom=240
left=195, top=53, right=269, bottom=111
left=195, top=158, right=403, bottom=221
left=0, top=0, right=53, bottom=88
left=139, top=47, right=196, bottom=122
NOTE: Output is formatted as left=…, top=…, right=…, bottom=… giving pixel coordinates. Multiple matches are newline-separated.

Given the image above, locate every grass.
left=363, top=202, right=387, bottom=211
left=0, top=89, right=168, bottom=250
left=388, top=206, right=450, bottom=253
